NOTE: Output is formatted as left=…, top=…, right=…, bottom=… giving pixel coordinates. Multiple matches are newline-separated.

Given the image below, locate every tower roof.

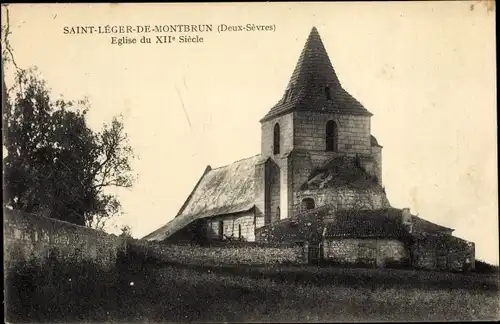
left=261, top=27, right=372, bottom=122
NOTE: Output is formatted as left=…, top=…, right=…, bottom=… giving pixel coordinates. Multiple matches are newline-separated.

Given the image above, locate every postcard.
left=2, top=2, right=498, bottom=322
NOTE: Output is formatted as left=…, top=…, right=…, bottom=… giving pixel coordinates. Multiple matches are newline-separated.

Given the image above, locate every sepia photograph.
left=2, top=2, right=498, bottom=323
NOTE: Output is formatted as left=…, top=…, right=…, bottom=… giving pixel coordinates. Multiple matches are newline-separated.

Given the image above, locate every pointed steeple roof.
left=261, top=27, right=372, bottom=122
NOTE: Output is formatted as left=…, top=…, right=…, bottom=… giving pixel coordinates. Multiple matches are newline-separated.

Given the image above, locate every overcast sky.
left=3, top=3, right=497, bottom=265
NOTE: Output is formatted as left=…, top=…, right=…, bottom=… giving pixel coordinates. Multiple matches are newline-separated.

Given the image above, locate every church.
left=143, top=27, right=475, bottom=271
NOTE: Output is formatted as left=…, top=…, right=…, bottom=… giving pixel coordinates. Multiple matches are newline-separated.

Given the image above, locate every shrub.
left=474, top=260, right=499, bottom=274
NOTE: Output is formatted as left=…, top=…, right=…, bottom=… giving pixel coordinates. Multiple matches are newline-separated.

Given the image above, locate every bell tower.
left=256, top=27, right=383, bottom=223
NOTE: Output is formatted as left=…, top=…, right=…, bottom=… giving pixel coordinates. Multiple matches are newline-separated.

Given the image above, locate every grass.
left=4, top=250, right=500, bottom=323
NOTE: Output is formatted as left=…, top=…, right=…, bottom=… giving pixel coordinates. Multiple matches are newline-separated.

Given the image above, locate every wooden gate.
left=308, top=243, right=322, bottom=265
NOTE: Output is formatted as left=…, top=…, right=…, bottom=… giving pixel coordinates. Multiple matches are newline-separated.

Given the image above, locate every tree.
left=119, top=225, right=133, bottom=239
left=3, top=67, right=136, bottom=228
left=2, top=8, right=136, bottom=228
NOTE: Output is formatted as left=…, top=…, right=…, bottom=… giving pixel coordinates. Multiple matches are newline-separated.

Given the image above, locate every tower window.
left=273, top=123, right=281, bottom=155
left=325, top=86, right=332, bottom=100
left=302, top=198, right=316, bottom=211
left=277, top=206, right=280, bottom=219
left=326, top=120, right=338, bottom=152
left=238, top=224, right=242, bottom=239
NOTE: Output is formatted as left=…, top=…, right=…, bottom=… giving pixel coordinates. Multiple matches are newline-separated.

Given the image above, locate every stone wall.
left=3, top=208, right=125, bottom=270
left=294, top=111, right=371, bottom=155
left=254, top=159, right=267, bottom=221
left=260, top=113, right=295, bottom=221
left=323, top=238, right=409, bottom=267
left=268, top=159, right=282, bottom=223
left=206, top=211, right=257, bottom=242
left=370, top=145, right=383, bottom=185
left=261, top=112, right=294, bottom=158
left=131, top=240, right=307, bottom=266
left=411, top=234, right=475, bottom=272
left=256, top=158, right=289, bottom=223
left=295, top=186, right=389, bottom=214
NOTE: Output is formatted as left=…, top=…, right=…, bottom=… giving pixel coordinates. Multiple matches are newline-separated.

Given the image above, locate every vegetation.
left=119, top=225, right=134, bottom=239
left=2, top=6, right=135, bottom=229
left=5, top=246, right=499, bottom=323
left=475, top=259, right=500, bottom=274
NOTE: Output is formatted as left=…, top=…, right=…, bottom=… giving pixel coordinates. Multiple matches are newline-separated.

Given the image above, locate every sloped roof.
left=143, top=155, right=260, bottom=242
left=256, top=205, right=333, bottom=243
left=324, top=208, right=454, bottom=238
left=411, top=214, right=454, bottom=234
left=325, top=208, right=408, bottom=238
left=257, top=205, right=454, bottom=242
left=300, top=156, right=381, bottom=191
left=261, top=27, right=372, bottom=122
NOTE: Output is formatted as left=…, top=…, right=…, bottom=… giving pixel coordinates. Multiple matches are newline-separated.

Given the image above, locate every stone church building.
left=144, top=27, right=475, bottom=272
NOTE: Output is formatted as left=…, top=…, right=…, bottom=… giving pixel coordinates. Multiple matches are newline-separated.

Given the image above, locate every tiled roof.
left=300, top=156, right=381, bottom=191
left=411, top=215, right=454, bottom=234
left=324, top=208, right=454, bottom=238
left=256, top=206, right=333, bottom=244
left=143, top=155, right=260, bottom=241
left=261, top=27, right=372, bottom=122
left=258, top=206, right=454, bottom=243
left=324, top=208, right=408, bottom=238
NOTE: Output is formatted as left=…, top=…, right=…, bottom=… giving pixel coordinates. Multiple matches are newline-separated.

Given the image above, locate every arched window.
left=277, top=206, right=280, bottom=219
left=302, top=198, right=316, bottom=211
left=238, top=224, right=242, bottom=239
left=273, top=123, right=281, bottom=155
left=326, top=120, right=338, bottom=152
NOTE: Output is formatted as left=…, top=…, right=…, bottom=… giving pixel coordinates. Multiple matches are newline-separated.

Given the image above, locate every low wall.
left=3, top=208, right=125, bottom=270
left=130, top=240, right=307, bottom=266
left=323, top=238, right=409, bottom=267
left=412, top=234, right=475, bottom=272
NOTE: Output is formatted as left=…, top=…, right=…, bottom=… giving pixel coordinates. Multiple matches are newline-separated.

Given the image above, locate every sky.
left=3, top=2, right=498, bottom=265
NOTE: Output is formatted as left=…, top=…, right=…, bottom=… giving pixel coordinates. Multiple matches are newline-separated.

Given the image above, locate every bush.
left=474, top=260, right=499, bottom=274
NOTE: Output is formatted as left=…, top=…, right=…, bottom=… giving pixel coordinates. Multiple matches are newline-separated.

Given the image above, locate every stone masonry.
left=3, top=208, right=126, bottom=270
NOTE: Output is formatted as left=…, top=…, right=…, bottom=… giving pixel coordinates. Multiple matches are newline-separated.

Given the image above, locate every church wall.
left=260, top=113, right=294, bottom=222
left=253, top=160, right=266, bottom=221
left=256, top=156, right=289, bottom=224
left=323, top=238, right=409, bottom=267
left=294, top=187, right=389, bottom=215
left=255, top=214, right=265, bottom=229
left=206, top=211, right=257, bottom=242
left=267, top=159, right=281, bottom=223
left=370, top=146, right=383, bottom=185
left=288, top=151, right=314, bottom=218
left=278, top=157, right=291, bottom=220
left=411, top=235, right=475, bottom=272
left=261, top=113, right=294, bottom=158
left=293, top=111, right=371, bottom=155
left=307, top=151, right=342, bottom=169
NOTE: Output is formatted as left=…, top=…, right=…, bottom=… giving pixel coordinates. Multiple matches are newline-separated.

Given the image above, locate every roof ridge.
left=174, top=165, right=213, bottom=218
